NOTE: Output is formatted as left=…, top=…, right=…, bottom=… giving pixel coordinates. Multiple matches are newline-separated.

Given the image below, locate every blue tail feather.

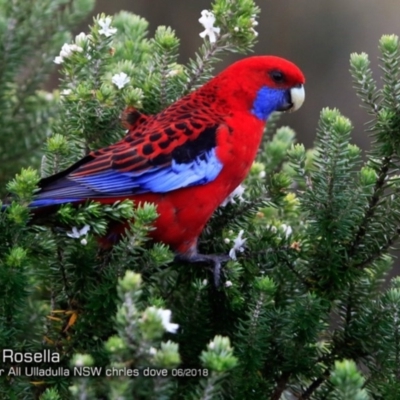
left=28, top=198, right=82, bottom=208
left=1, top=198, right=81, bottom=210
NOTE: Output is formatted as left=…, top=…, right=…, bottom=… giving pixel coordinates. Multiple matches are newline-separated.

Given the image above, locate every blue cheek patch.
left=251, top=86, right=286, bottom=121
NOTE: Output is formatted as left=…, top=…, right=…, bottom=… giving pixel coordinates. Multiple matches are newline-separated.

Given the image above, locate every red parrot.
left=28, top=56, right=305, bottom=282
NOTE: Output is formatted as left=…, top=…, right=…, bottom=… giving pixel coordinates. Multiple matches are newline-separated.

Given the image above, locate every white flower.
left=75, top=32, right=87, bottom=41
left=54, top=43, right=83, bottom=64
left=149, top=347, right=157, bottom=355
left=259, top=170, right=266, bottom=179
left=75, top=32, right=89, bottom=45
left=74, top=355, right=85, bottom=367
left=234, top=26, right=240, bottom=32
left=229, top=230, right=247, bottom=260
left=250, top=17, right=258, bottom=27
left=98, top=17, right=117, bottom=37
left=220, top=185, right=245, bottom=207
left=61, top=89, right=72, bottom=96
left=225, top=280, right=233, bottom=288
left=202, top=279, right=208, bottom=286
left=43, top=92, right=54, bottom=101
left=166, top=64, right=183, bottom=78
left=250, top=15, right=259, bottom=37
left=166, top=69, right=179, bottom=78
left=224, top=238, right=230, bottom=244
left=199, top=10, right=220, bottom=44
left=61, top=43, right=83, bottom=58
left=54, top=56, right=63, bottom=64
left=67, top=225, right=90, bottom=245
left=266, top=225, right=278, bottom=234
left=112, top=72, right=130, bottom=89
left=158, top=309, right=179, bottom=333
left=149, top=307, right=179, bottom=334
left=281, top=224, right=293, bottom=238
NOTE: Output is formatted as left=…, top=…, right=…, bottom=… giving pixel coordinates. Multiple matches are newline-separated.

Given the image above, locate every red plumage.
left=33, top=56, right=305, bottom=273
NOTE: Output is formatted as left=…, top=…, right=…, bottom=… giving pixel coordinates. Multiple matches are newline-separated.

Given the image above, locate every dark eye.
left=270, top=70, right=285, bottom=83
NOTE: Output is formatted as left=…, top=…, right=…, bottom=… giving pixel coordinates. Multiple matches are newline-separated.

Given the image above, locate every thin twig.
left=352, top=228, right=400, bottom=269
left=184, top=34, right=230, bottom=93
left=270, top=371, right=291, bottom=400
left=298, top=370, right=330, bottom=400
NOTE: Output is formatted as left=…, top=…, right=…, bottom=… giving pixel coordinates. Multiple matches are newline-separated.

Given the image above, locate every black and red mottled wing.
left=31, top=102, right=225, bottom=207
left=120, top=106, right=150, bottom=132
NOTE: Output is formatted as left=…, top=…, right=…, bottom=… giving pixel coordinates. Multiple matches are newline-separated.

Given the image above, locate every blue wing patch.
left=74, top=147, right=222, bottom=194
left=29, top=148, right=223, bottom=207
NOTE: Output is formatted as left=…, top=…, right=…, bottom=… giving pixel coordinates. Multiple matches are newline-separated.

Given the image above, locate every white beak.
left=289, top=84, right=305, bottom=112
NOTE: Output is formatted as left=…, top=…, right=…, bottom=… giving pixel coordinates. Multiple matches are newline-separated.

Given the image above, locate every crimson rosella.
left=28, top=56, right=305, bottom=283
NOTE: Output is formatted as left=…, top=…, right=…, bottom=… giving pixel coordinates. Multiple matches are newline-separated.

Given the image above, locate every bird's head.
left=215, top=55, right=305, bottom=121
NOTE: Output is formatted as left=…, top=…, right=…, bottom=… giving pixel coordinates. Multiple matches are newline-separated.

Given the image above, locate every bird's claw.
left=174, top=253, right=230, bottom=287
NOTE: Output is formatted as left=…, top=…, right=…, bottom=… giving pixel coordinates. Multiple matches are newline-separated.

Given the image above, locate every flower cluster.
left=54, top=43, right=83, bottom=64
left=267, top=223, right=293, bottom=238
left=75, top=32, right=90, bottom=45
left=233, top=14, right=258, bottom=36
left=250, top=15, right=258, bottom=37
left=54, top=17, right=117, bottom=65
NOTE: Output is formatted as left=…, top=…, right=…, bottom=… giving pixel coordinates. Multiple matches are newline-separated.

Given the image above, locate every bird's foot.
left=174, top=253, right=230, bottom=287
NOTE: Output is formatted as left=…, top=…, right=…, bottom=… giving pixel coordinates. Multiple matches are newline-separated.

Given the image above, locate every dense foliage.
left=1, top=0, right=400, bottom=399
